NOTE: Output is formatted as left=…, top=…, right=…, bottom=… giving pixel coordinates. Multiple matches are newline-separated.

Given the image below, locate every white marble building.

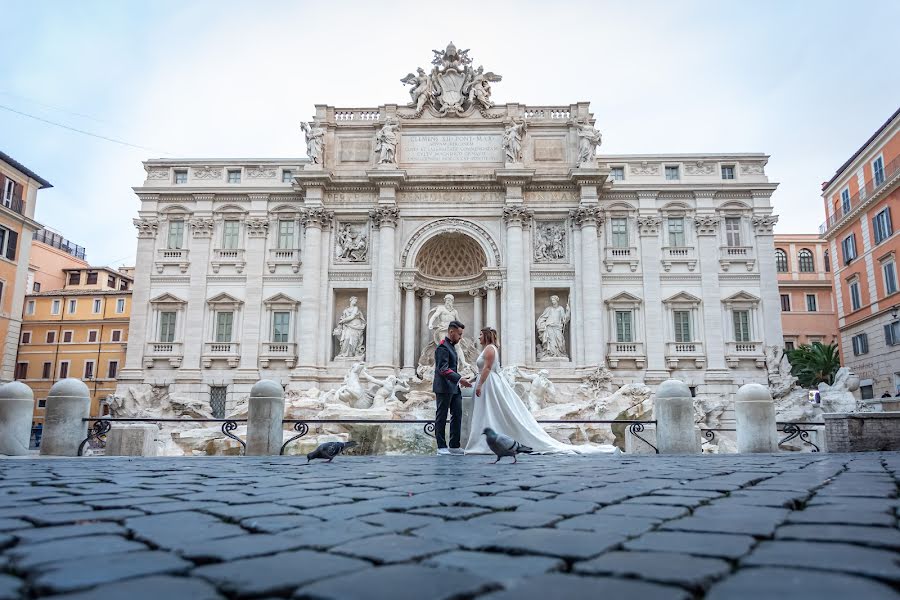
left=118, top=44, right=782, bottom=414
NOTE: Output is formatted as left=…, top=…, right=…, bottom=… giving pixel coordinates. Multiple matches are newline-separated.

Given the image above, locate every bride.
left=464, top=327, right=617, bottom=455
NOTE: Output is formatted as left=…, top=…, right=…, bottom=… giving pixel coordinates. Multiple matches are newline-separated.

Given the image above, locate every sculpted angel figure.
left=502, top=118, right=527, bottom=163
left=536, top=295, right=571, bottom=360
left=400, top=68, right=434, bottom=113
left=333, top=296, right=366, bottom=358
left=466, top=65, right=502, bottom=109
left=375, top=118, right=400, bottom=165
left=300, top=122, right=326, bottom=164
left=574, top=119, right=602, bottom=166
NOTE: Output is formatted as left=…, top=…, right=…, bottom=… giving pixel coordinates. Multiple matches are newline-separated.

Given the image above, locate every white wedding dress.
left=464, top=345, right=617, bottom=455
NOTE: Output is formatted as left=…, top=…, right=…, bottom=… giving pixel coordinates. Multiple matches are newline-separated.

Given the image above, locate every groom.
left=433, top=320, right=472, bottom=455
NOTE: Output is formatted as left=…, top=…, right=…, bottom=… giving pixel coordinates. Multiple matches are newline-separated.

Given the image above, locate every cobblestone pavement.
left=0, top=453, right=898, bottom=599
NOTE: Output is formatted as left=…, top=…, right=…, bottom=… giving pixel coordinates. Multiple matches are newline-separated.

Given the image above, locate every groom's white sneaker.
left=436, top=448, right=451, bottom=455
left=448, top=448, right=465, bottom=455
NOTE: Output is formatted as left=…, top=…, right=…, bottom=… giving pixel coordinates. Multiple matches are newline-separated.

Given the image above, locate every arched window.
left=798, top=249, right=815, bottom=272
left=775, top=249, right=788, bottom=272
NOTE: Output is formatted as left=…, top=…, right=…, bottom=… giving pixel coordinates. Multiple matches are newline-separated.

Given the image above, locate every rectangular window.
left=46, top=331, right=56, bottom=344
left=111, top=330, right=122, bottom=342
left=25, top=300, right=34, bottom=315
left=159, top=311, right=177, bottom=342
left=0, top=226, right=15, bottom=261
left=108, top=361, right=118, bottom=379
left=824, top=250, right=831, bottom=272
left=62, top=331, right=72, bottom=343
left=841, top=188, right=851, bottom=214
left=849, top=280, right=862, bottom=311
left=725, top=217, right=742, bottom=246
left=610, top=167, right=624, bottom=181
left=610, top=218, right=628, bottom=248
left=92, top=298, right=102, bottom=313
left=116, top=298, right=125, bottom=313
left=210, top=386, right=227, bottom=419
left=852, top=333, right=869, bottom=356
left=665, top=166, right=680, bottom=180
left=21, top=331, right=31, bottom=344
left=67, top=299, right=77, bottom=314
left=167, top=220, right=185, bottom=249
left=83, top=361, right=94, bottom=379
left=780, top=294, right=791, bottom=312
left=784, top=341, right=795, bottom=351
left=884, top=260, right=898, bottom=295
left=885, top=321, right=900, bottom=346
left=733, top=310, right=751, bottom=342
left=227, top=169, right=241, bottom=184
left=119, top=280, right=127, bottom=291
left=86, top=272, right=98, bottom=285
left=281, top=170, right=293, bottom=183
left=272, top=311, right=290, bottom=343
left=58, top=361, right=69, bottom=379
left=215, top=311, right=234, bottom=343
left=278, top=220, right=295, bottom=249
left=14, top=362, right=27, bottom=380
left=668, top=218, right=685, bottom=247
left=806, top=294, right=818, bottom=312
left=87, top=330, right=98, bottom=343
left=42, top=362, right=51, bottom=379
left=107, top=275, right=115, bottom=288
left=174, top=169, right=187, bottom=184
left=615, top=310, right=633, bottom=343
left=2, top=179, right=15, bottom=206
left=842, top=234, right=857, bottom=263
left=873, top=208, right=893, bottom=244
left=68, top=272, right=80, bottom=286
left=32, top=282, right=40, bottom=292
left=222, top=220, right=240, bottom=249
left=721, top=165, right=735, bottom=180
left=673, top=310, right=692, bottom=343
left=873, top=156, right=885, bottom=186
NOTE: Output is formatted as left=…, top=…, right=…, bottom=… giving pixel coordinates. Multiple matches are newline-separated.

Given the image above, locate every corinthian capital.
left=245, top=217, right=270, bottom=237
left=300, top=207, right=334, bottom=229
left=568, top=206, right=602, bottom=228
left=636, top=216, right=662, bottom=236
left=502, top=205, right=533, bottom=227
left=692, top=215, right=720, bottom=236
left=751, top=214, right=779, bottom=235
left=369, top=205, right=400, bottom=228
left=133, top=217, right=159, bottom=238
left=189, top=217, right=215, bottom=238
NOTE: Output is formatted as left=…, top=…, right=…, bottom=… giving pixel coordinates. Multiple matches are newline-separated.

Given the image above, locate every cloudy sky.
left=2, top=0, right=898, bottom=267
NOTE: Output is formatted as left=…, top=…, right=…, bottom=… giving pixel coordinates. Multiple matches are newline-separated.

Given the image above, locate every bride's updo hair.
left=480, top=327, right=499, bottom=348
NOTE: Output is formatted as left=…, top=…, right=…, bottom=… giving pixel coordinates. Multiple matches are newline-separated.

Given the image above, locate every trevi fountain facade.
left=113, top=43, right=836, bottom=455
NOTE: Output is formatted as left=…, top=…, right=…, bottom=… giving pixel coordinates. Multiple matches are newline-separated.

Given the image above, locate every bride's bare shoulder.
left=483, top=344, right=497, bottom=358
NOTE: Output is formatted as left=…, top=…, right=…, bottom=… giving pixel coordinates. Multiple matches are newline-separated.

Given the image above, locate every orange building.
left=28, top=228, right=88, bottom=293
left=820, top=106, right=900, bottom=398
left=0, top=151, right=51, bottom=382
left=16, top=266, right=132, bottom=416
left=774, top=234, right=839, bottom=350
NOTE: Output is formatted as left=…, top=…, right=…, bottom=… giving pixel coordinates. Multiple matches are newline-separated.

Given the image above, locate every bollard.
left=735, top=383, right=777, bottom=453
left=246, top=379, right=285, bottom=456
left=40, top=379, right=91, bottom=456
left=106, top=424, right=158, bottom=456
left=0, top=382, right=35, bottom=456
left=654, top=379, right=700, bottom=454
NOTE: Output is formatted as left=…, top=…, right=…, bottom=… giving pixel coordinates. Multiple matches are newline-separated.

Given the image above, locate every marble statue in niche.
left=375, top=118, right=400, bottom=165
left=333, top=297, right=367, bottom=358
left=536, top=295, right=571, bottom=360
left=335, top=223, right=368, bottom=262
left=502, top=117, right=527, bottom=164
left=534, top=223, right=566, bottom=262
left=300, top=122, right=326, bottom=164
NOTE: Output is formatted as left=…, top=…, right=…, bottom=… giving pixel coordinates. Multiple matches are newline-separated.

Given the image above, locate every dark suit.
left=432, top=337, right=462, bottom=449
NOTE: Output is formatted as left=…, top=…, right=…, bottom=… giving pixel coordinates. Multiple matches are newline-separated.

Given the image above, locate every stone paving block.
left=300, top=501, right=385, bottom=521
left=294, top=564, right=497, bottom=600
left=742, top=540, right=900, bottom=582
left=423, top=550, right=564, bottom=585
left=653, top=489, right=724, bottom=499
left=329, top=533, right=458, bottom=564
left=707, top=567, right=900, bottom=600
left=411, top=522, right=512, bottom=550
left=0, top=533, right=12, bottom=550
left=484, top=527, right=626, bottom=560
left=10, top=522, right=128, bottom=544
left=465, top=510, right=564, bottom=529
left=47, top=575, right=225, bottom=600
left=0, top=574, right=23, bottom=600
left=721, top=489, right=811, bottom=508
left=785, top=506, right=896, bottom=526
left=201, top=502, right=299, bottom=521
left=597, top=503, right=687, bottom=520
left=275, top=522, right=384, bottom=550
left=31, top=550, right=192, bottom=594
left=7, top=534, right=147, bottom=569
left=530, top=481, right=589, bottom=494
left=240, top=513, right=323, bottom=533
left=806, top=497, right=898, bottom=511
left=27, top=508, right=145, bottom=526
left=554, top=514, right=658, bottom=536
left=555, top=486, right=637, bottom=505
left=360, top=512, right=445, bottom=532
left=497, top=490, right=555, bottom=500
left=125, top=511, right=246, bottom=548
left=457, top=495, right=535, bottom=510
left=140, top=501, right=229, bottom=515
left=574, top=550, right=732, bottom=589
left=775, top=523, right=900, bottom=550
left=0, top=517, right=31, bottom=531
left=511, top=498, right=597, bottom=516
left=408, top=506, right=490, bottom=520
left=624, top=531, right=756, bottom=559
left=194, top=549, right=371, bottom=597
left=174, top=533, right=309, bottom=562
left=479, top=573, right=690, bottom=600
left=623, top=495, right=709, bottom=508
left=272, top=496, right=355, bottom=510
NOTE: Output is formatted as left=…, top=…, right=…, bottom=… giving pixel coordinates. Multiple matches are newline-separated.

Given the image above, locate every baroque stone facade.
left=117, top=44, right=783, bottom=412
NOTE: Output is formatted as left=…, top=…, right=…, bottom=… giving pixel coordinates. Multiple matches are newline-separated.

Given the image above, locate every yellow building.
left=17, top=266, right=132, bottom=416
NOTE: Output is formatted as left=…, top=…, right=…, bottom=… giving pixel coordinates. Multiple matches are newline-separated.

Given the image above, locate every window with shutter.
left=725, top=218, right=742, bottom=247
left=615, top=311, right=633, bottom=343
left=732, top=310, right=751, bottom=342
left=5, top=230, right=17, bottom=261
left=673, top=310, right=692, bottom=342
left=216, top=312, right=234, bottom=342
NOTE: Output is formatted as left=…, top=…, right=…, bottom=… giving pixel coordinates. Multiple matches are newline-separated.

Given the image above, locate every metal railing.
left=700, top=422, right=825, bottom=452
left=33, top=228, right=87, bottom=260
left=820, top=154, right=900, bottom=234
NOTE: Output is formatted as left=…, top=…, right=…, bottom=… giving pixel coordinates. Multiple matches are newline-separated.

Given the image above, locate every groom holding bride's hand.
left=432, top=320, right=471, bottom=456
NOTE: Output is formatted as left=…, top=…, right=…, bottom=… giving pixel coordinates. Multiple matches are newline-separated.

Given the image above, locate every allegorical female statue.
left=575, top=119, right=602, bottom=166
left=502, top=118, right=527, bottom=164
left=536, top=295, right=571, bottom=360
left=333, top=296, right=366, bottom=358
left=300, top=121, right=326, bottom=164
left=375, top=118, right=400, bottom=165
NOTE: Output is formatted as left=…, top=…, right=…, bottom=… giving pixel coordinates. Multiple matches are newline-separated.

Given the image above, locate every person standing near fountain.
left=432, top=320, right=472, bottom=455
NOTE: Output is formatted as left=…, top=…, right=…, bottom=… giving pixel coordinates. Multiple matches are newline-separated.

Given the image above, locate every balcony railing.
left=203, top=342, right=241, bottom=368
left=603, top=246, right=639, bottom=271
left=33, top=228, right=87, bottom=260
left=606, top=341, right=645, bottom=368
left=211, top=248, right=246, bottom=273
left=144, top=342, right=183, bottom=368
left=155, top=248, right=190, bottom=273
left=664, top=341, right=706, bottom=369
left=728, top=341, right=761, bottom=354
left=820, top=154, right=900, bottom=234
left=259, top=342, right=297, bottom=368
left=719, top=246, right=756, bottom=272
left=660, top=246, right=697, bottom=272
left=267, top=248, right=301, bottom=273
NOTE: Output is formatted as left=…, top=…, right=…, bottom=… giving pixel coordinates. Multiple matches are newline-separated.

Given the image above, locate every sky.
left=2, top=0, right=898, bottom=267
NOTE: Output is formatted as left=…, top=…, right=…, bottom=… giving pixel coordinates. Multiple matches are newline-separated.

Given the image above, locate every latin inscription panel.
left=401, top=134, right=503, bottom=163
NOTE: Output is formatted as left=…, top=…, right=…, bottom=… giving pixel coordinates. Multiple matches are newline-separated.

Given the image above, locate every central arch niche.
left=414, top=232, right=487, bottom=280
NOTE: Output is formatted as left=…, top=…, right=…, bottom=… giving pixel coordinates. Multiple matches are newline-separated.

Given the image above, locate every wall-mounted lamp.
left=891, top=304, right=899, bottom=320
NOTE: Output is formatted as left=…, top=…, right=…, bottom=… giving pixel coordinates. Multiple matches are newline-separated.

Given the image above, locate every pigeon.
left=483, top=427, right=532, bottom=464
left=307, top=441, right=357, bottom=463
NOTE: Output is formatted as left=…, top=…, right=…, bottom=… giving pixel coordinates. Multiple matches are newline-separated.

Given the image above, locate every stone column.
left=40, top=379, right=91, bottom=457
left=470, top=289, right=483, bottom=336
left=420, top=289, right=434, bottom=349
left=485, top=283, right=499, bottom=331
left=296, top=208, right=332, bottom=376
left=246, top=379, right=285, bottom=456
left=239, top=201, right=271, bottom=372
left=0, top=382, right=34, bottom=456
left=735, top=383, right=777, bottom=453
left=402, top=283, right=417, bottom=374
left=572, top=206, right=603, bottom=367
left=182, top=207, right=214, bottom=373
left=654, top=379, right=700, bottom=454
left=693, top=208, right=727, bottom=371
left=370, top=205, right=400, bottom=370
left=752, top=212, right=784, bottom=347
left=502, top=206, right=532, bottom=366
left=121, top=216, right=160, bottom=377
left=637, top=208, right=667, bottom=376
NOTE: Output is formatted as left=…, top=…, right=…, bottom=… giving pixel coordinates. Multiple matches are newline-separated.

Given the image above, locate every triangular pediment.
left=149, top=292, right=186, bottom=305
left=722, top=290, right=760, bottom=303
left=604, top=291, right=643, bottom=306
left=663, top=291, right=702, bottom=304
left=263, top=292, right=299, bottom=306
left=206, top=292, right=244, bottom=306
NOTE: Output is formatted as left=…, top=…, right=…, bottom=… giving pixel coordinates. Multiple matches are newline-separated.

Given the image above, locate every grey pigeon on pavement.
left=483, top=427, right=532, bottom=464
left=307, top=441, right=357, bottom=463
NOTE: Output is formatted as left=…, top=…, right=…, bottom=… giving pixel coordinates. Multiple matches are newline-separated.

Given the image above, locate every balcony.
left=202, top=342, right=241, bottom=368
left=820, top=155, right=900, bottom=235
left=603, top=247, right=639, bottom=272
left=259, top=341, right=297, bottom=368
left=266, top=248, right=301, bottom=273
left=606, top=341, right=645, bottom=369
left=719, top=246, right=756, bottom=272
left=660, top=246, right=697, bottom=272
left=211, top=248, right=245, bottom=274
left=725, top=341, right=765, bottom=368
left=144, top=341, right=183, bottom=368
left=155, top=248, right=190, bottom=273
left=665, top=341, right=706, bottom=369
left=34, top=228, right=86, bottom=259
left=1, top=194, right=25, bottom=217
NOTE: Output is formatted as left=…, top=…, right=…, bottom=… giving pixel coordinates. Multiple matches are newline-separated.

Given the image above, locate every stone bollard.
left=40, top=379, right=91, bottom=457
left=655, top=379, right=700, bottom=454
left=106, top=424, right=158, bottom=456
left=246, top=379, right=285, bottom=456
left=0, top=382, right=36, bottom=456
left=735, top=383, right=778, bottom=453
